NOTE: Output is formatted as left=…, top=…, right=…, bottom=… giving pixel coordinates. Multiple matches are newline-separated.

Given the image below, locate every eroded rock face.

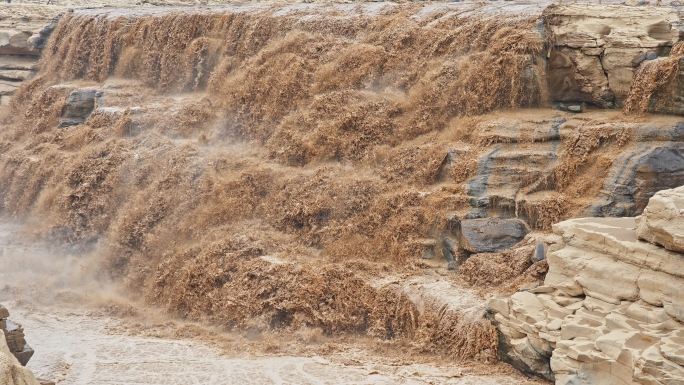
left=0, top=305, right=39, bottom=385
left=453, top=114, right=684, bottom=230
left=544, top=4, right=681, bottom=108
left=0, top=6, right=63, bottom=106
left=489, top=217, right=684, bottom=384
left=0, top=305, right=33, bottom=368
left=636, top=185, right=684, bottom=253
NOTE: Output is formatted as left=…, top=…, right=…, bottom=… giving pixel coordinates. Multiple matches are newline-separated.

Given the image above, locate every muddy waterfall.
left=1, top=2, right=684, bottom=385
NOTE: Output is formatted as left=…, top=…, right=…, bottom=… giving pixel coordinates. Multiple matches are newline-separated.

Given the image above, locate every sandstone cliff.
left=489, top=191, right=684, bottom=384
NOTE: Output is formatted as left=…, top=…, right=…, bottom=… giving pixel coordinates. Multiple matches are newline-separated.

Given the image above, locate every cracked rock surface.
left=489, top=215, right=684, bottom=384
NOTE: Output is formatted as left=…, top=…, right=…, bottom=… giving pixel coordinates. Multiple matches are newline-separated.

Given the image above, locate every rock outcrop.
left=452, top=114, right=684, bottom=229
left=544, top=4, right=682, bottom=108
left=0, top=6, right=62, bottom=106
left=489, top=215, right=684, bottom=384
left=0, top=305, right=39, bottom=385
left=0, top=305, right=33, bottom=368
left=59, top=89, right=98, bottom=127
left=637, top=185, right=684, bottom=253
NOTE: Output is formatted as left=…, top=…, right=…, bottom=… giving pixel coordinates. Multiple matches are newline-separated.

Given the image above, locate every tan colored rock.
left=490, top=215, right=684, bottom=384
left=660, top=337, right=684, bottom=367
left=544, top=4, right=680, bottom=106
left=0, top=326, right=39, bottom=385
left=637, top=185, right=684, bottom=253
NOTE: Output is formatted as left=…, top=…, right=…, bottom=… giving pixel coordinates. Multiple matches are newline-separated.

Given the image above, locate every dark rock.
left=533, top=243, right=547, bottom=261
left=589, top=145, right=684, bottom=216
left=28, top=16, right=60, bottom=51
left=62, top=89, right=97, bottom=121
left=442, top=238, right=457, bottom=270
left=58, top=119, right=83, bottom=128
left=645, top=50, right=658, bottom=61
left=466, top=146, right=558, bottom=221
left=456, top=217, right=530, bottom=254
left=13, top=345, right=34, bottom=367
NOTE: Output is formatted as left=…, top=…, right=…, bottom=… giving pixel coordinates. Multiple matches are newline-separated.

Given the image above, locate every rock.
left=0, top=7, right=62, bottom=102
left=59, top=89, right=99, bottom=127
left=489, top=216, right=684, bottom=384
left=420, top=239, right=437, bottom=260
left=456, top=217, right=529, bottom=254
left=557, top=103, right=584, bottom=113
left=62, top=89, right=97, bottom=119
left=0, top=70, right=33, bottom=82
left=456, top=116, right=684, bottom=230
left=589, top=145, right=684, bottom=217
left=442, top=238, right=457, bottom=270
left=532, top=243, right=546, bottom=261
left=544, top=5, right=679, bottom=107
left=636, top=185, right=684, bottom=253
left=0, top=305, right=39, bottom=385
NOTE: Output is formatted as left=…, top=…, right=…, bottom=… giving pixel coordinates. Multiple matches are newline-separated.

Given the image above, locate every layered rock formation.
left=0, top=305, right=39, bottom=385
left=451, top=113, right=684, bottom=229
left=489, top=212, right=684, bottom=384
left=0, top=6, right=61, bottom=106
left=0, top=305, right=33, bottom=368
left=545, top=4, right=682, bottom=108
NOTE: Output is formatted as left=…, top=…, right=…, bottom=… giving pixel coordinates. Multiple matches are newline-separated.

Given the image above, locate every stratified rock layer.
left=0, top=305, right=39, bottom=385
left=489, top=217, right=684, bottom=384
left=0, top=6, right=62, bottom=105
left=0, top=306, right=33, bottom=368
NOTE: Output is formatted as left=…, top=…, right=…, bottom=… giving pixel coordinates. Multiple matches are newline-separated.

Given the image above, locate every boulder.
left=60, top=89, right=98, bottom=126
left=456, top=217, right=529, bottom=254
left=636, top=185, right=684, bottom=253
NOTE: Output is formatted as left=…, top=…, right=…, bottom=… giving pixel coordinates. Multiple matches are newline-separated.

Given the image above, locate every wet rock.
left=636, top=185, right=684, bottom=253
left=27, top=16, right=61, bottom=51
left=456, top=217, right=529, bottom=254
left=442, top=238, right=457, bottom=270
left=60, top=89, right=98, bottom=126
left=532, top=243, right=546, bottom=261
left=589, top=145, right=684, bottom=217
